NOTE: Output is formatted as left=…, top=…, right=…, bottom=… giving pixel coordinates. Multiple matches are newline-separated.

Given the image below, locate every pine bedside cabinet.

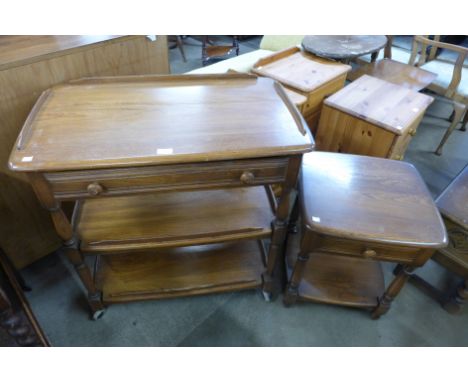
left=9, top=74, right=314, bottom=319
left=284, top=152, right=447, bottom=318
left=251, top=47, right=351, bottom=135
left=315, top=75, right=434, bottom=160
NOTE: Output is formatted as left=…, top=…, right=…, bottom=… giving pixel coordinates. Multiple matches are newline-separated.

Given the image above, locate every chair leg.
left=442, top=278, right=468, bottom=314
left=176, top=36, right=186, bottom=62
left=435, top=102, right=466, bottom=156
left=461, top=109, right=467, bottom=132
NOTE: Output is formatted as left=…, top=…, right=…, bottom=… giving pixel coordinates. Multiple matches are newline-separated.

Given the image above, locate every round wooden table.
left=302, top=35, right=387, bottom=62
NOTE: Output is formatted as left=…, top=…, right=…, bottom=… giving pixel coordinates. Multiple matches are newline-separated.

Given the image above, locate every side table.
left=284, top=152, right=447, bottom=318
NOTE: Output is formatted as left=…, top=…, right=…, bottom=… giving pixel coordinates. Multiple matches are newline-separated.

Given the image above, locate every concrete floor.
left=17, top=36, right=468, bottom=346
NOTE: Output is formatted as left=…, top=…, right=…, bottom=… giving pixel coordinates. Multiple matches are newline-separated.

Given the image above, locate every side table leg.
left=372, top=264, right=414, bottom=319
left=288, top=194, right=300, bottom=234
left=283, top=249, right=310, bottom=307
left=28, top=174, right=106, bottom=319
left=64, top=237, right=105, bottom=319
left=262, top=156, right=302, bottom=298
left=443, top=278, right=468, bottom=314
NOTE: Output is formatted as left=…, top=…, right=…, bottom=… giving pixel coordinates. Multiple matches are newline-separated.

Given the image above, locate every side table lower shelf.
left=94, top=240, right=266, bottom=304
left=286, top=250, right=385, bottom=308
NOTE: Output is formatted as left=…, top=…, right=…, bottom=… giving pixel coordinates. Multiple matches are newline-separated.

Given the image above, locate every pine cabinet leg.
left=443, top=278, right=468, bottom=314
left=372, top=264, right=414, bottom=319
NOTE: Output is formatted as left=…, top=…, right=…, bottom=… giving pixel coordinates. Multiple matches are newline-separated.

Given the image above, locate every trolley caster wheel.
left=91, top=309, right=106, bottom=320
left=262, top=290, right=272, bottom=302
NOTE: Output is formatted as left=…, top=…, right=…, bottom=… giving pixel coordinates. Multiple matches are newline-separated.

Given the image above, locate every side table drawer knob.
left=240, top=171, right=255, bottom=184
left=362, top=248, right=377, bottom=258
left=87, top=182, right=104, bottom=196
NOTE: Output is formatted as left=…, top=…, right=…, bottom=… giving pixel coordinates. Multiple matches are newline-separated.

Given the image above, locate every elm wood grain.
left=284, top=152, right=447, bottom=318
left=300, top=152, right=447, bottom=248
left=262, top=155, right=303, bottom=297
left=95, top=241, right=265, bottom=303
left=315, top=75, right=433, bottom=159
left=10, top=75, right=312, bottom=172
left=347, top=59, right=437, bottom=91
left=0, top=35, right=169, bottom=269
left=285, top=251, right=385, bottom=308
left=11, top=75, right=313, bottom=315
left=75, top=187, right=274, bottom=253
left=44, top=157, right=289, bottom=201
left=27, top=173, right=105, bottom=317
left=252, top=47, right=350, bottom=134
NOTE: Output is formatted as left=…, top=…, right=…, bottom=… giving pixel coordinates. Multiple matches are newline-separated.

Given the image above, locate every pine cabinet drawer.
left=45, top=157, right=289, bottom=200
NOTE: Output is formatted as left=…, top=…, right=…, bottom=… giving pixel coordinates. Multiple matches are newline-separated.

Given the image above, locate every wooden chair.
left=410, top=36, right=468, bottom=155
left=348, top=36, right=436, bottom=91
left=201, top=36, right=239, bottom=66
left=350, top=36, right=467, bottom=155
left=407, top=165, right=468, bottom=314
left=168, top=36, right=187, bottom=62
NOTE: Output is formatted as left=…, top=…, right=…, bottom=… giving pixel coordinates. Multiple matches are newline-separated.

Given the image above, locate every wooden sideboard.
left=0, top=35, right=169, bottom=268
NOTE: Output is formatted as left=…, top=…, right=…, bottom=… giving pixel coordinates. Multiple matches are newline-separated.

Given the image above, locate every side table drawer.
left=45, top=157, right=289, bottom=200
left=318, top=236, right=426, bottom=265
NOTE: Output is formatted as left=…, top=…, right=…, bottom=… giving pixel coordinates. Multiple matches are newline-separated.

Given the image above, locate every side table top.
left=300, top=152, right=447, bottom=248
left=302, top=35, right=387, bottom=60
left=436, top=165, right=468, bottom=230
left=9, top=74, right=313, bottom=172
left=324, top=75, right=434, bottom=135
